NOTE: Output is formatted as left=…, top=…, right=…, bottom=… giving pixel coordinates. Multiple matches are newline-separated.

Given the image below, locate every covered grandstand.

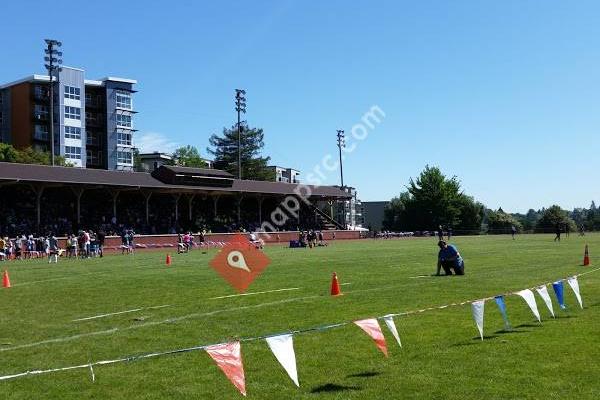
left=0, top=162, right=350, bottom=237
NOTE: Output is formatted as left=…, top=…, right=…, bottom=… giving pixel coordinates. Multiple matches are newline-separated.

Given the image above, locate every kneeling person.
left=436, top=240, right=464, bottom=276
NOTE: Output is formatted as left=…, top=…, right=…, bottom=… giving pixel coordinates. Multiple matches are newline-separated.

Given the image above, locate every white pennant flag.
left=471, top=300, right=485, bottom=340
left=516, top=289, right=541, bottom=322
left=567, top=276, right=583, bottom=309
left=265, top=334, right=299, bottom=387
left=535, top=285, right=555, bottom=318
left=383, top=315, right=402, bottom=348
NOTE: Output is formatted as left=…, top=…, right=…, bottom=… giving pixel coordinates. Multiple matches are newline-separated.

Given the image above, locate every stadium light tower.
left=336, top=129, right=345, bottom=187
left=235, top=89, right=247, bottom=180
left=336, top=129, right=347, bottom=230
left=44, top=39, right=63, bottom=166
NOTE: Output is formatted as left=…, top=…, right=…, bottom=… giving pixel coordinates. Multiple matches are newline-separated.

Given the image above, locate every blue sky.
left=2, top=0, right=599, bottom=212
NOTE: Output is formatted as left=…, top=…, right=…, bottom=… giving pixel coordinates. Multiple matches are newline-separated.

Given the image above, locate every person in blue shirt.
left=436, top=240, right=465, bottom=276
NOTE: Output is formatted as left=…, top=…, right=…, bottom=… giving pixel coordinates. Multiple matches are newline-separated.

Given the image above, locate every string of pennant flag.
left=1, top=267, right=597, bottom=396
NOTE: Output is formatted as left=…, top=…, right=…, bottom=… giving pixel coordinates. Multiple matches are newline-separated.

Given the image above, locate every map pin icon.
left=227, top=250, right=250, bottom=272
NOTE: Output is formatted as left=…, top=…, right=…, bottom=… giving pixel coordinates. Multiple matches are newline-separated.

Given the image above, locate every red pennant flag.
left=205, top=341, right=247, bottom=396
left=354, top=318, right=388, bottom=357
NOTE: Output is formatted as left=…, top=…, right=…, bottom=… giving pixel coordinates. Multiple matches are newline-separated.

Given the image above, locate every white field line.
left=340, top=283, right=352, bottom=286
left=209, top=287, right=300, bottom=299
left=11, top=271, right=108, bottom=287
left=0, top=285, right=411, bottom=353
left=409, top=275, right=433, bottom=279
left=72, top=305, right=172, bottom=322
left=0, top=295, right=322, bottom=353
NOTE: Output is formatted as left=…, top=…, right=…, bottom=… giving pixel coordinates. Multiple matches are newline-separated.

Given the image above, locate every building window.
left=116, top=113, right=132, bottom=128
left=86, top=111, right=102, bottom=125
left=65, top=106, right=81, bottom=120
left=34, top=85, right=49, bottom=100
left=117, top=131, right=132, bottom=146
left=117, top=150, right=132, bottom=164
left=34, top=125, right=49, bottom=141
left=64, top=86, right=81, bottom=100
left=85, top=93, right=100, bottom=107
left=64, top=126, right=81, bottom=139
left=34, top=104, right=49, bottom=120
left=86, top=150, right=101, bottom=165
left=65, top=146, right=81, bottom=160
left=87, top=131, right=99, bottom=146
left=116, top=90, right=132, bottom=109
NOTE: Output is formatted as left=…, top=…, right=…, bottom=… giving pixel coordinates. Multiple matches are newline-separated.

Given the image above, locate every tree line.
left=134, top=125, right=273, bottom=180
left=382, top=165, right=594, bottom=234
left=0, top=143, right=70, bottom=166
left=0, top=123, right=274, bottom=181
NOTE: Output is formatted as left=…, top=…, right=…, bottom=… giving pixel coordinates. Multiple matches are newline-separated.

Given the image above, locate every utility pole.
left=336, top=130, right=347, bottom=229
left=44, top=39, right=62, bottom=166
left=234, top=89, right=246, bottom=179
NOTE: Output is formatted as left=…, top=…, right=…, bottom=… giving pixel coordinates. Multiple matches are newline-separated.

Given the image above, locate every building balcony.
left=32, top=112, right=49, bottom=122
left=33, top=131, right=50, bottom=141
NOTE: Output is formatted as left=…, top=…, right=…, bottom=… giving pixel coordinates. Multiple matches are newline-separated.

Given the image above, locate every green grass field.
left=1, top=234, right=599, bottom=399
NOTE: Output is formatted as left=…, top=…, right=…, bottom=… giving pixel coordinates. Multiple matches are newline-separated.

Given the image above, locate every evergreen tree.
left=207, top=125, right=272, bottom=180
left=382, top=165, right=484, bottom=232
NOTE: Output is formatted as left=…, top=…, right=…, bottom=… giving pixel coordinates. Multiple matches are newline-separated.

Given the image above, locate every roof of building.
left=138, top=152, right=173, bottom=160
left=161, top=165, right=233, bottom=178
left=0, top=162, right=349, bottom=198
left=0, top=73, right=136, bottom=89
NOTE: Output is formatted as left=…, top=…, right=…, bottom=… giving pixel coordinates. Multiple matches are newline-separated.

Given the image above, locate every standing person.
left=15, top=235, right=23, bottom=260
left=437, top=225, right=444, bottom=241
left=97, top=228, right=106, bottom=258
left=435, top=240, right=465, bottom=276
left=198, top=229, right=205, bottom=247
left=121, top=229, right=129, bottom=254
left=48, top=235, right=59, bottom=264
left=554, top=223, right=561, bottom=242
left=565, top=223, right=570, bottom=238
left=579, top=224, right=585, bottom=236
left=43, top=236, right=50, bottom=262
left=127, top=229, right=135, bottom=254
left=511, top=225, right=517, bottom=240
left=84, top=230, right=91, bottom=258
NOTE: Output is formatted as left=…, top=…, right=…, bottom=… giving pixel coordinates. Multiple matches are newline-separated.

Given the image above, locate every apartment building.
left=268, top=165, right=300, bottom=183
left=0, top=67, right=137, bottom=170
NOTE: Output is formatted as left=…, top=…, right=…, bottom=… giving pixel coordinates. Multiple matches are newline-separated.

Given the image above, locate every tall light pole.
left=234, top=89, right=246, bottom=180
left=336, top=130, right=345, bottom=187
left=336, top=129, right=347, bottom=229
left=44, top=39, right=62, bottom=166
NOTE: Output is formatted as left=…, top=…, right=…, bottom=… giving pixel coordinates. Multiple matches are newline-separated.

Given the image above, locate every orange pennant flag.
left=354, top=318, right=388, bottom=357
left=205, top=341, right=247, bottom=396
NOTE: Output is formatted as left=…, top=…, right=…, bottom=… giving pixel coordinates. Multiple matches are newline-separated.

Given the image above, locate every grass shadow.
left=515, top=323, right=543, bottom=328
left=311, top=383, right=361, bottom=394
left=346, top=371, right=381, bottom=378
left=494, top=329, right=530, bottom=334
left=450, top=335, right=498, bottom=347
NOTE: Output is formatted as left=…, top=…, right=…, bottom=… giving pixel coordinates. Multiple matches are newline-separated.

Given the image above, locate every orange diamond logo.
left=209, top=234, right=271, bottom=293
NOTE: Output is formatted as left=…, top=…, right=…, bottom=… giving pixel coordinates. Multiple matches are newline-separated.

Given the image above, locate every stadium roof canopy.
left=0, top=162, right=350, bottom=199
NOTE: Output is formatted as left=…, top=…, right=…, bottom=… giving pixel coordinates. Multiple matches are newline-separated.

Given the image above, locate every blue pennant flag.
left=552, top=281, right=566, bottom=310
left=494, top=295, right=511, bottom=330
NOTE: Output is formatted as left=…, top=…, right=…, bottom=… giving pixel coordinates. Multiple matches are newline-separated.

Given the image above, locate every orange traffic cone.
left=583, top=244, right=590, bottom=266
left=330, top=272, right=342, bottom=296
left=3, top=270, right=11, bottom=288
left=165, top=254, right=172, bottom=266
